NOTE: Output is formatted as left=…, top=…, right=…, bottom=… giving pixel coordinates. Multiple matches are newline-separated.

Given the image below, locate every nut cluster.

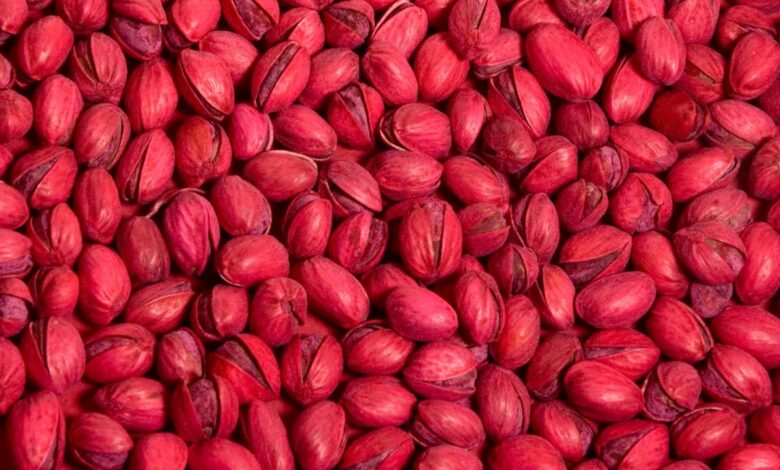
left=0, top=0, right=779, bottom=469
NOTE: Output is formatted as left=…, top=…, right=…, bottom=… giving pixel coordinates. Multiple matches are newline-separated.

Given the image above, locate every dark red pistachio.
left=156, top=327, right=206, bottom=385
left=649, top=90, right=711, bottom=143
left=190, top=284, right=248, bottom=342
left=555, top=179, right=608, bottom=233
left=340, top=375, right=417, bottom=428
left=642, top=361, right=701, bottom=423
left=530, top=400, right=597, bottom=462
left=558, top=224, right=632, bottom=285
left=73, top=103, right=130, bottom=170
left=32, top=74, right=84, bottom=146
left=342, top=320, right=415, bottom=375
left=84, top=322, right=155, bottom=383
left=749, top=406, right=780, bottom=447
left=403, top=340, right=477, bottom=401
left=0, top=278, right=31, bottom=337
left=690, top=282, right=732, bottom=319
left=175, top=115, right=232, bottom=188
left=208, top=333, right=282, bottom=404
left=442, top=155, right=509, bottom=209
left=476, top=364, right=531, bottom=441
left=94, top=376, right=167, bottom=432
left=171, top=375, right=239, bottom=442
left=116, top=216, right=170, bottom=286
left=216, top=234, right=290, bottom=288
left=481, top=116, right=536, bottom=175
left=281, top=333, right=343, bottom=405
left=671, top=404, right=746, bottom=461
left=585, top=330, right=658, bottom=386
left=646, top=297, right=714, bottom=363
left=124, top=277, right=195, bottom=335
left=109, top=0, right=166, bottom=61
left=73, top=167, right=121, bottom=244
left=555, top=100, right=609, bottom=151
left=15, top=16, right=74, bottom=82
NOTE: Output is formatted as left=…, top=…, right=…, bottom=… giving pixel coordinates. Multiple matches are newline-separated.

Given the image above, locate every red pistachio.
left=190, top=284, right=247, bottom=342
left=379, top=102, right=452, bottom=160
left=362, top=41, right=418, bottom=106
left=488, top=435, right=566, bottom=470
left=115, top=129, right=176, bottom=204
left=162, top=191, right=220, bottom=276
left=642, top=361, right=701, bottom=423
left=371, top=1, right=427, bottom=58
left=489, top=295, right=540, bottom=369
left=293, top=256, right=370, bottom=328
left=646, top=297, right=713, bottom=363
left=126, top=277, right=196, bottom=334
left=575, top=271, right=656, bottom=329
left=403, top=340, right=477, bottom=401
left=171, top=375, right=239, bottom=442
left=188, top=439, right=261, bottom=470
left=117, top=216, right=170, bottom=286
left=156, top=328, right=205, bottom=385
left=240, top=400, right=294, bottom=470
left=342, top=320, right=415, bottom=375
left=0, top=337, right=24, bottom=414
left=292, top=401, right=347, bottom=470
left=124, top=58, right=178, bottom=133
left=700, top=344, right=772, bottom=414
left=78, top=244, right=131, bottom=325
left=11, top=146, right=78, bottom=210
left=509, top=193, right=560, bottom=265
left=387, top=286, right=458, bottom=342
left=411, top=399, right=486, bottom=450
left=487, top=64, right=550, bottom=140
left=579, top=145, right=629, bottom=192
left=583, top=329, right=660, bottom=381
left=711, top=305, right=780, bottom=370
left=705, top=99, right=776, bottom=160
left=263, top=8, right=325, bottom=55
left=595, top=419, right=670, bottom=470
left=341, top=427, right=415, bottom=470
left=326, top=82, right=384, bottom=151
left=84, top=322, right=155, bottom=383
left=530, top=400, right=597, bottom=463
left=631, top=231, right=689, bottom=299
left=281, top=333, right=343, bottom=405
left=323, top=0, right=374, bottom=50
left=558, top=224, right=632, bottom=285
left=671, top=404, right=746, bottom=461
left=208, top=333, right=282, bottom=404
left=564, top=361, right=644, bottom=422
left=7, top=391, right=65, bottom=470
left=249, top=277, right=306, bottom=347
left=610, top=173, right=673, bottom=234
left=476, top=364, right=531, bottom=441
left=94, top=376, right=167, bottom=432
left=20, top=317, right=85, bottom=394
left=129, top=433, right=188, bottom=470
left=251, top=41, right=311, bottom=114
left=673, top=221, right=746, bottom=286
left=340, top=375, right=417, bottom=428
left=414, top=445, right=483, bottom=470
